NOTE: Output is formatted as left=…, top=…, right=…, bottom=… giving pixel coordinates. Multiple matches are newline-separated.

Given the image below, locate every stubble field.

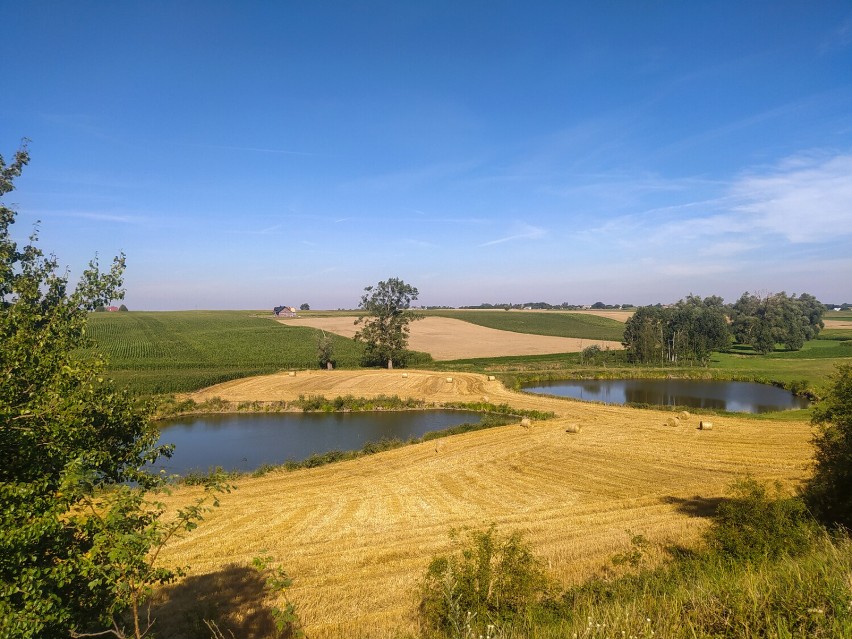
left=280, top=315, right=623, bottom=360
left=156, top=370, right=814, bottom=638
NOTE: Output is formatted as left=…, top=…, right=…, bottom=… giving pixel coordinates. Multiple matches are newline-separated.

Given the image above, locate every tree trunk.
left=387, top=358, right=394, bottom=370
left=326, top=361, right=333, bottom=370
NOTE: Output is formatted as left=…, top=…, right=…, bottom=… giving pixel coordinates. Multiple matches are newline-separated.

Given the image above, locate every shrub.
left=706, top=478, right=815, bottom=561
left=580, top=344, right=602, bottom=364
left=804, top=364, right=852, bottom=530
left=420, top=526, right=549, bottom=636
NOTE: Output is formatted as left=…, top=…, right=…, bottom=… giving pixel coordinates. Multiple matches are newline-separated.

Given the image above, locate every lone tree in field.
left=353, top=277, right=421, bottom=369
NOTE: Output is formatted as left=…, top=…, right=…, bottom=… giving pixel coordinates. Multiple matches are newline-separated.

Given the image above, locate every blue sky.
left=3, top=1, right=852, bottom=309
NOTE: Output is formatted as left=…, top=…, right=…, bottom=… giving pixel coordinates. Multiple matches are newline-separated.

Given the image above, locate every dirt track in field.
left=279, top=316, right=623, bottom=360
left=163, top=370, right=814, bottom=638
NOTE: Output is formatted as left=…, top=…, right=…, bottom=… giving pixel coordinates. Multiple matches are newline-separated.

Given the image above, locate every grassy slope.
left=424, top=309, right=626, bottom=341
left=514, top=533, right=852, bottom=639
left=85, top=311, right=365, bottom=394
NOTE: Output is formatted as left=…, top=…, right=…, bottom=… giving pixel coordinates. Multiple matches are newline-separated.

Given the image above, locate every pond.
left=522, top=379, right=809, bottom=414
left=154, top=410, right=482, bottom=475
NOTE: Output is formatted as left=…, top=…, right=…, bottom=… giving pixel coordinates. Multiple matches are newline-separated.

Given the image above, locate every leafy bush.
left=804, top=363, right=852, bottom=529
left=705, top=478, right=815, bottom=561
left=420, top=526, right=549, bottom=636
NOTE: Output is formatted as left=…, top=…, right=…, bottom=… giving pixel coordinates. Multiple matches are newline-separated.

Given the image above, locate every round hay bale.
left=482, top=395, right=489, bottom=402
left=288, top=371, right=296, bottom=377
left=679, top=411, right=691, bottom=421
left=565, top=423, right=582, bottom=434
left=666, top=417, right=681, bottom=427
left=445, top=377, right=453, bottom=383
left=401, top=372, right=408, bottom=378
left=487, top=375, right=496, bottom=381
left=520, top=417, right=532, bottom=428
left=699, top=421, right=713, bottom=430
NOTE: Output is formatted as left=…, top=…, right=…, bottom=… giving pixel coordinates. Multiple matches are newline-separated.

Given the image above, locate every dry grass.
left=156, top=370, right=814, bottom=638
left=824, top=319, right=852, bottom=329
left=279, top=316, right=623, bottom=359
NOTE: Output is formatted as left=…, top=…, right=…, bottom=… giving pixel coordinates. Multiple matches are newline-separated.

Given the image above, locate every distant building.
left=106, top=306, right=120, bottom=312
left=273, top=305, right=297, bottom=317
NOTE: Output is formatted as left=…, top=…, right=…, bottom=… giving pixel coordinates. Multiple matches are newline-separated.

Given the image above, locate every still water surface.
left=155, top=410, right=482, bottom=475
left=523, top=379, right=809, bottom=414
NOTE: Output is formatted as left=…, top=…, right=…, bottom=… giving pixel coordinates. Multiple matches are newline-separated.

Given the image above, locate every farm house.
left=273, top=305, right=297, bottom=317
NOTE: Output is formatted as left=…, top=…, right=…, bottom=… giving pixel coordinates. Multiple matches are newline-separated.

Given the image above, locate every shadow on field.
left=662, top=495, right=725, bottom=518
left=151, top=563, right=279, bottom=639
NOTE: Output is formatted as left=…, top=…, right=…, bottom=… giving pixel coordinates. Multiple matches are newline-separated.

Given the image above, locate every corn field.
left=84, top=311, right=365, bottom=394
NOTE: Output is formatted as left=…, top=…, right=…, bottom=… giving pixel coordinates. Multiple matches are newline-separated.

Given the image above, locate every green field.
left=423, top=309, right=626, bottom=341
left=87, top=309, right=852, bottom=398
left=84, top=311, right=365, bottom=394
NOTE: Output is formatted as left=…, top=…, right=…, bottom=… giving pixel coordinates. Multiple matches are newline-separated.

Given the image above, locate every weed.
left=420, top=525, right=550, bottom=637
left=705, top=477, right=816, bottom=561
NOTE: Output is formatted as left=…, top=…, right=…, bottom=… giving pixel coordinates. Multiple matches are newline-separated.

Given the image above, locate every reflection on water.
left=524, top=379, right=809, bottom=414
left=154, top=410, right=482, bottom=475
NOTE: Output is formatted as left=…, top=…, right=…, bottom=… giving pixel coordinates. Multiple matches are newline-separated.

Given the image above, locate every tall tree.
left=353, top=277, right=421, bottom=369
left=0, top=143, right=220, bottom=638
left=622, top=296, right=729, bottom=365
left=622, top=305, right=665, bottom=365
left=730, top=291, right=824, bottom=353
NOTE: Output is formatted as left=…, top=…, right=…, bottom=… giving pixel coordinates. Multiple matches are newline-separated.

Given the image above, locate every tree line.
left=623, top=292, right=825, bottom=364
left=461, top=301, right=634, bottom=310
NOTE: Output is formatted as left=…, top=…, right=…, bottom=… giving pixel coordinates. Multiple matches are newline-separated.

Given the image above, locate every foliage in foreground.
left=420, top=526, right=550, bottom=637
left=1, top=143, right=226, bottom=639
left=420, top=479, right=852, bottom=639
left=804, top=363, right=852, bottom=530
left=705, top=478, right=817, bottom=561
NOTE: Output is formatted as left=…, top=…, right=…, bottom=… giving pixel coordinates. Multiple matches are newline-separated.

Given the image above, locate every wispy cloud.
left=34, top=209, right=148, bottom=225
left=731, top=152, right=852, bottom=242
left=651, top=93, right=842, bottom=160
left=234, top=223, right=284, bottom=236
left=185, top=142, right=324, bottom=157
left=587, top=151, right=852, bottom=249
left=340, top=159, right=481, bottom=192
left=479, top=223, right=547, bottom=247
left=820, top=16, right=852, bottom=54
left=404, top=238, right=437, bottom=248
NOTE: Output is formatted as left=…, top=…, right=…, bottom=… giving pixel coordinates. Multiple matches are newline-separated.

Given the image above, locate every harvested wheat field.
left=155, top=370, right=815, bottom=638
left=824, top=319, right=852, bottom=329
left=279, top=316, right=622, bottom=359
left=560, top=309, right=634, bottom=322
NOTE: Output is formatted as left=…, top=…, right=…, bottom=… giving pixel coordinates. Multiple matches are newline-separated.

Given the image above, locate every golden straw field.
left=154, top=370, right=815, bottom=638
left=279, top=315, right=623, bottom=359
